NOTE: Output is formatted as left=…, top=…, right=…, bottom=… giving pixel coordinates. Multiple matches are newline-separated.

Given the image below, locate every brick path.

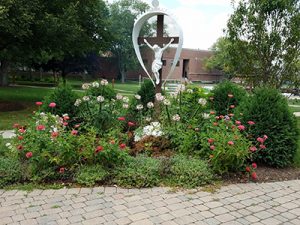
left=1, top=180, right=300, bottom=225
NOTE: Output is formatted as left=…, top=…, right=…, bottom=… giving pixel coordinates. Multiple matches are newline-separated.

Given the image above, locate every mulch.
left=0, top=101, right=27, bottom=112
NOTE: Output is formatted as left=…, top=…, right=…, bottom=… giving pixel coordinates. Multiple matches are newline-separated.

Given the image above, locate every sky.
left=107, top=0, right=234, bottom=50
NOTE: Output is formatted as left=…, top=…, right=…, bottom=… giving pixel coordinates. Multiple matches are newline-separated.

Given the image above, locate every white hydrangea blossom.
left=82, top=96, right=90, bottom=102
left=198, top=98, right=207, bottom=106
left=172, top=114, right=181, bottom=121
left=163, top=99, right=171, bottom=106
left=74, top=99, right=82, bottom=106
left=100, top=79, right=108, bottom=86
left=91, top=81, right=99, bottom=88
left=97, top=96, right=105, bottom=102
left=147, top=102, right=154, bottom=108
left=116, top=93, right=123, bottom=100
left=82, top=83, right=90, bottom=90
left=136, top=104, right=143, bottom=110
left=135, top=94, right=141, bottom=100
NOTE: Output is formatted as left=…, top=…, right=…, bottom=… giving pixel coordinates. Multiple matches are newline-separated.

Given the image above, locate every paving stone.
left=260, top=217, right=282, bottom=225
left=215, top=213, right=235, bottom=223
left=114, top=217, right=132, bottom=225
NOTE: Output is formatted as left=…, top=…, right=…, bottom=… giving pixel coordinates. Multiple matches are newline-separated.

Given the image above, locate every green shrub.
left=211, top=81, right=247, bottom=115
left=86, top=81, right=116, bottom=100
left=137, top=79, right=155, bottom=107
left=236, top=87, right=299, bottom=167
left=114, top=156, right=160, bottom=188
left=165, top=155, right=213, bottom=188
left=0, top=157, right=22, bottom=188
left=41, top=84, right=78, bottom=117
left=75, top=165, right=108, bottom=186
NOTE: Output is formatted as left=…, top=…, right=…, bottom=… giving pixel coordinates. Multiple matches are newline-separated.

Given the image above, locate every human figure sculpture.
left=144, top=38, right=174, bottom=85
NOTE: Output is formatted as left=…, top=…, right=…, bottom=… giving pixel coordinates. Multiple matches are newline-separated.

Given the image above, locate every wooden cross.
left=138, top=15, right=179, bottom=93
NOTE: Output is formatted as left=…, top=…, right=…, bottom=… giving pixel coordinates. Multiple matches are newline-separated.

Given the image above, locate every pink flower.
left=237, top=125, right=245, bottom=131
left=248, top=121, right=255, bottom=125
left=128, top=122, right=135, bottom=127
left=257, top=137, right=264, bottom=143
left=210, top=145, right=215, bottom=150
left=249, top=146, right=257, bottom=152
left=259, top=144, right=266, bottom=149
left=74, top=124, right=80, bottom=128
left=228, top=94, right=234, bottom=98
left=215, top=116, right=220, bottom=120
left=36, top=125, right=45, bottom=131
left=252, top=163, right=257, bottom=169
left=13, top=123, right=20, bottom=128
left=63, top=122, right=68, bottom=126
left=208, top=138, right=214, bottom=144
left=51, top=132, right=59, bottom=138
left=235, top=120, right=241, bottom=125
left=228, top=141, right=234, bottom=146
left=49, top=102, right=56, bottom=108
left=26, top=152, right=33, bottom=159
left=246, top=166, right=251, bottom=172
left=213, top=122, right=218, bottom=126
left=35, top=102, right=43, bottom=106
left=95, top=146, right=104, bottom=154
left=229, top=113, right=234, bottom=117
left=263, top=135, right=268, bottom=140
left=251, top=172, right=257, bottom=180
left=118, top=117, right=125, bottom=121
left=219, top=115, right=224, bottom=119
left=59, top=167, right=65, bottom=174
left=63, top=116, right=70, bottom=121
left=18, top=128, right=26, bottom=133
left=230, top=105, right=235, bottom=109
left=119, top=143, right=126, bottom=149
left=71, top=130, right=78, bottom=135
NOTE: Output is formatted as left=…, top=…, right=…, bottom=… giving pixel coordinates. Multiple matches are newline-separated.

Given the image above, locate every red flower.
left=235, top=120, right=241, bottom=125
left=251, top=172, right=257, bottom=180
left=230, top=105, right=235, bottom=109
left=249, top=146, right=257, bottom=152
left=13, top=123, right=20, bottom=128
left=228, top=94, right=234, bottom=98
left=63, top=122, right=68, bottom=126
left=252, top=163, right=257, bottom=169
left=248, top=121, right=255, bottom=125
left=26, top=152, right=33, bottom=159
left=63, top=116, right=70, bottom=121
left=71, top=130, right=78, bottom=135
left=18, top=136, right=24, bottom=140
left=95, top=146, right=104, bottom=153
left=219, top=115, right=224, bottom=119
left=18, top=128, right=25, bottom=133
left=17, top=145, right=23, bottom=150
left=128, top=122, right=135, bottom=127
left=246, top=166, right=251, bottom=172
left=118, top=117, right=126, bottom=121
left=49, top=102, right=56, bottom=108
left=59, top=167, right=65, bottom=174
left=237, top=125, right=245, bottom=131
left=35, top=102, right=43, bottom=106
left=208, top=138, right=214, bottom=144
left=210, top=111, right=215, bottom=115
left=228, top=141, right=234, bottom=146
left=36, top=125, right=45, bottom=131
left=51, top=132, right=59, bottom=138
left=119, top=143, right=126, bottom=149
left=210, top=145, right=215, bottom=150
left=259, top=144, right=266, bottom=149
left=257, top=137, right=264, bottom=143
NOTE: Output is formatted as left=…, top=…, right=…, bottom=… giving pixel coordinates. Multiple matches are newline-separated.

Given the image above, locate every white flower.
left=135, top=94, right=141, bottom=100
left=82, top=96, right=90, bottom=102
left=145, top=117, right=152, bottom=122
left=82, top=83, right=90, bottom=90
left=187, top=89, right=193, bottom=93
left=136, top=104, right=143, bottom=110
left=202, top=113, right=210, bottom=119
left=155, top=93, right=165, bottom=102
left=97, top=96, right=105, bottom=102
left=62, top=113, right=68, bottom=117
left=123, top=104, right=129, bottom=109
left=163, top=99, right=171, bottom=106
left=198, top=98, right=207, bottom=106
left=40, top=112, right=46, bottom=117
left=147, top=102, right=154, bottom=108
left=116, top=93, right=123, bottom=100
left=122, top=96, right=129, bottom=103
left=74, top=99, right=82, bottom=106
left=92, top=81, right=99, bottom=88
left=6, top=143, right=13, bottom=150
left=176, top=84, right=186, bottom=93
left=101, top=79, right=108, bottom=86
left=172, top=114, right=181, bottom=122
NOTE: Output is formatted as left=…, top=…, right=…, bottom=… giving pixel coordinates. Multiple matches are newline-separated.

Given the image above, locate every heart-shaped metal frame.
left=132, top=9, right=183, bottom=87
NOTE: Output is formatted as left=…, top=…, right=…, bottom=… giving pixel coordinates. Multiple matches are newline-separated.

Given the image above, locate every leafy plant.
left=0, top=157, right=22, bottom=188
left=165, top=155, right=213, bottom=188
left=114, top=156, right=161, bottom=188
left=137, top=79, right=155, bottom=107
left=75, top=165, right=108, bottom=186
left=236, top=87, right=299, bottom=167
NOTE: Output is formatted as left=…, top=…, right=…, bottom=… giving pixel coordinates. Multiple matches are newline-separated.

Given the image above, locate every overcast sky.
left=107, top=0, right=234, bottom=50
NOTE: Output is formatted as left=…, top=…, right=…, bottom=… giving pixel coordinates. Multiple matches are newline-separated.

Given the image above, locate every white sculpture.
left=144, top=38, right=174, bottom=84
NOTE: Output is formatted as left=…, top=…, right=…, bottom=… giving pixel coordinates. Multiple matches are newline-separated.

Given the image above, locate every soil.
left=222, top=166, right=300, bottom=185
left=0, top=101, right=27, bottom=112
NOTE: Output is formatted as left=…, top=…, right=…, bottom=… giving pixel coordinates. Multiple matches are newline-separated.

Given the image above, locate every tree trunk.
left=62, top=69, right=67, bottom=86
left=0, top=60, right=10, bottom=87
left=121, top=69, right=126, bottom=83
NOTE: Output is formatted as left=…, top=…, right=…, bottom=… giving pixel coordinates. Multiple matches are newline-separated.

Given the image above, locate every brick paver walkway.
left=1, top=180, right=300, bottom=225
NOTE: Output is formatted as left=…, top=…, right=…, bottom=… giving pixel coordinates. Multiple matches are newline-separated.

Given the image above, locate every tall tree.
left=109, top=0, right=151, bottom=83
left=0, top=0, right=112, bottom=86
left=208, top=0, right=300, bottom=88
